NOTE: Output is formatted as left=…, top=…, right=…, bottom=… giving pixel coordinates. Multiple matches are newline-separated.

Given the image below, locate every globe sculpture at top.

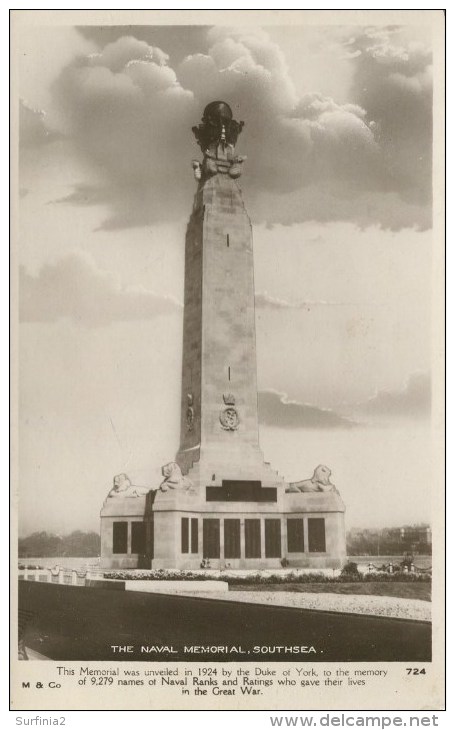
left=192, top=101, right=244, bottom=153
left=191, top=101, right=245, bottom=182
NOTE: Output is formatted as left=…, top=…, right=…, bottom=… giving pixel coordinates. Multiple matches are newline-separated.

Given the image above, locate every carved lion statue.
left=159, top=462, right=193, bottom=492
left=287, top=465, right=338, bottom=494
left=107, top=473, right=150, bottom=499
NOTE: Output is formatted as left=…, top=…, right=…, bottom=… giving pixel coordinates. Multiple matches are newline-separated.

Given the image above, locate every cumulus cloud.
left=171, top=27, right=380, bottom=198
left=53, top=36, right=196, bottom=228
left=20, top=252, right=181, bottom=327
left=353, top=372, right=431, bottom=419
left=47, top=26, right=431, bottom=230
left=20, top=99, right=58, bottom=147
left=344, top=27, right=432, bottom=211
left=258, top=389, right=356, bottom=429
left=259, top=374, right=430, bottom=430
left=252, top=183, right=431, bottom=231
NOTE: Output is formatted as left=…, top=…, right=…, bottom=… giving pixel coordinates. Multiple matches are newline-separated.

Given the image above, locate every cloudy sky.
left=16, top=18, right=437, bottom=535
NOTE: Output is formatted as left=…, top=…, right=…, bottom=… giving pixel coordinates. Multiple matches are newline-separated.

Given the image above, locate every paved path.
left=19, top=582, right=431, bottom=662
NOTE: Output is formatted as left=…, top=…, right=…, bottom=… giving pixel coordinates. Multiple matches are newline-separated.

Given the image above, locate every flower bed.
left=103, top=568, right=431, bottom=585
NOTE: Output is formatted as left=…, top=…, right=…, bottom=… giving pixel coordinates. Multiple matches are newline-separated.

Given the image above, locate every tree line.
left=19, top=530, right=101, bottom=557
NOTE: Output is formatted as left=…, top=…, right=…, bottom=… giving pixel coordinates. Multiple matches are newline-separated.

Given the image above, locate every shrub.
left=341, top=561, right=360, bottom=576
left=363, top=571, right=430, bottom=583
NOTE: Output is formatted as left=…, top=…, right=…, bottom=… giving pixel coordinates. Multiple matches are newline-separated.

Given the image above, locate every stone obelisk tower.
left=100, top=101, right=346, bottom=570
left=175, top=101, right=282, bottom=491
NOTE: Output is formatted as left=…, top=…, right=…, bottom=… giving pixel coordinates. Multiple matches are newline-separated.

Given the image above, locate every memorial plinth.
left=100, top=101, right=347, bottom=570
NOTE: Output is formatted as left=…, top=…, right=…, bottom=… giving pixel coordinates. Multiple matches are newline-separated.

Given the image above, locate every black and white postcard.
left=10, top=9, right=445, bottom=712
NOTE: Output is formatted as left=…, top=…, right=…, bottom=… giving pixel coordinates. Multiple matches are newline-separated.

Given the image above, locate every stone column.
left=127, top=521, right=132, bottom=555
left=303, top=516, right=310, bottom=553
left=281, top=517, right=288, bottom=561
left=220, top=517, right=225, bottom=562
left=240, top=517, right=245, bottom=559
left=260, top=518, right=266, bottom=559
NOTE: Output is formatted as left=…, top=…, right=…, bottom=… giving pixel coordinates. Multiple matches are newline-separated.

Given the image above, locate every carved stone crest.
left=220, top=393, right=240, bottom=430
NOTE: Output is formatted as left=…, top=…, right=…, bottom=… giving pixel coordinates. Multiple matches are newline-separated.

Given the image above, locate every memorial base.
left=100, top=485, right=346, bottom=571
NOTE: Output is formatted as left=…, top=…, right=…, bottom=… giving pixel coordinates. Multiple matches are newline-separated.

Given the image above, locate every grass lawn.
left=231, top=582, right=431, bottom=601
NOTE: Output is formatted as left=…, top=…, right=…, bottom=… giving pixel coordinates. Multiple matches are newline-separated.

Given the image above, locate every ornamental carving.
left=108, top=473, right=149, bottom=498
left=220, top=393, right=240, bottom=430
left=286, top=465, right=339, bottom=494
left=159, top=462, right=194, bottom=492
left=186, top=393, right=194, bottom=431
